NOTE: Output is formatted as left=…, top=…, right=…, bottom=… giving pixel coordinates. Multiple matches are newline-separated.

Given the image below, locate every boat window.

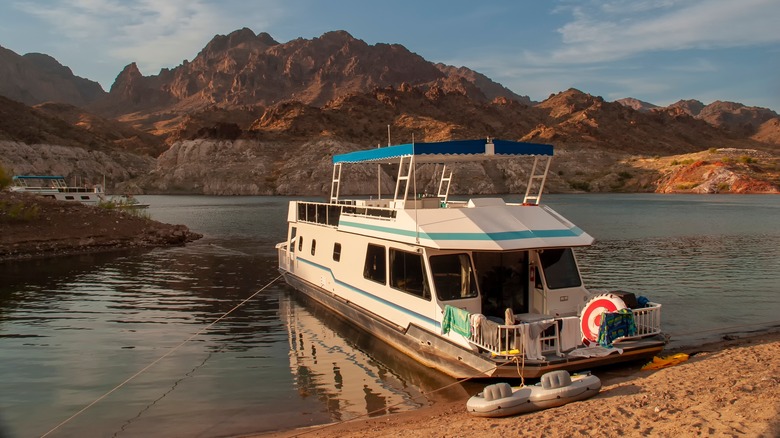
left=539, top=248, right=582, bottom=289
left=363, top=244, right=386, bottom=284
left=333, top=243, right=342, bottom=262
left=298, top=235, right=304, bottom=252
left=290, top=227, right=297, bottom=252
left=65, top=196, right=74, bottom=200
left=429, top=254, right=478, bottom=301
left=311, top=239, right=316, bottom=256
left=81, top=196, right=90, bottom=200
left=390, top=249, right=430, bottom=300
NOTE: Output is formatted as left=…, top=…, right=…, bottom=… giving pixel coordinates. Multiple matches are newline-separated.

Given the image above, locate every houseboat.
left=9, top=175, right=148, bottom=208
left=10, top=175, right=106, bottom=204
left=276, top=139, right=665, bottom=378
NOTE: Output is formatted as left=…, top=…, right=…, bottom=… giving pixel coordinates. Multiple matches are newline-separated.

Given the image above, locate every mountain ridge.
left=0, top=28, right=778, bottom=195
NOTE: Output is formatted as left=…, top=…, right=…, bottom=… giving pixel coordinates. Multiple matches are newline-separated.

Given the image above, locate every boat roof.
left=12, top=175, right=66, bottom=180
left=337, top=200, right=594, bottom=250
left=333, top=139, right=553, bottom=165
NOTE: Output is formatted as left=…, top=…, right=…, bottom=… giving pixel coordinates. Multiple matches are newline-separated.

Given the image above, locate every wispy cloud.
left=537, top=0, right=780, bottom=65
left=12, top=0, right=284, bottom=75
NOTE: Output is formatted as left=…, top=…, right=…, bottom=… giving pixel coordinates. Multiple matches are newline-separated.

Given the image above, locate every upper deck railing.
left=295, top=200, right=398, bottom=227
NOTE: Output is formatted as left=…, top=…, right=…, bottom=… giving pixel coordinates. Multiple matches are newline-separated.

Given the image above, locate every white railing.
left=276, top=242, right=290, bottom=272
left=630, top=302, right=662, bottom=337
left=469, top=304, right=662, bottom=359
left=469, top=317, right=567, bottom=360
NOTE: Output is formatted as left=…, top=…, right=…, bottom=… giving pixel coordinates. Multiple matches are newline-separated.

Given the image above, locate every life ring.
left=580, top=294, right=627, bottom=342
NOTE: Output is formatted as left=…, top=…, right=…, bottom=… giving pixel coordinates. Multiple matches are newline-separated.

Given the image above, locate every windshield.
left=429, top=253, right=478, bottom=301
left=539, top=248, right=582, bottom=289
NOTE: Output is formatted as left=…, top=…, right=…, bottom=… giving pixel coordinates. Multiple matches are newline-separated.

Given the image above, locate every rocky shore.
left=0, top=191, right=201, bottom=261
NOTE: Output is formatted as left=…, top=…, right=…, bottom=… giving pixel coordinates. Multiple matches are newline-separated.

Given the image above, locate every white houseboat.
left=10, top=175, right=106, bottom=204
left=276, top=139, right=664, bottom=378
left=9, top=175, right=148, bottom=208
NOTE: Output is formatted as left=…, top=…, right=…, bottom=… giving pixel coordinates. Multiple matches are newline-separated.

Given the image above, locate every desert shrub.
left=0, top=165, right=11, bottom=190
left=0, top=200, right=40, bottom=222
left=675, top=183, right=698, bottom=190
left=708, top=148, right=719, bottom=154
left=739, top=156, right=755, bottom=164
left=722, top=157, right=734, bottom=164
left=717, top=182, right=731, bottom=192
left=681, top=158, right=695, bottom=165
left=671, top=160, right=679, bottom=165
left=569, top=180, right=591, bottom=192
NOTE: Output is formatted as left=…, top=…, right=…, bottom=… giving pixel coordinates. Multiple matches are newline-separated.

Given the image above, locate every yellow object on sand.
left=641, top=353, right=689, bottom=370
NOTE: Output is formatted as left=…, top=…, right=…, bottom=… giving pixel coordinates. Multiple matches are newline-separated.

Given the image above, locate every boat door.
left=530, top=252, right=546, bottom=314
left=286, top=226, right=298, bottom=273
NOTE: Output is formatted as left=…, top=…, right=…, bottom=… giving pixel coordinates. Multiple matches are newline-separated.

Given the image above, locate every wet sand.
left=254, top=331, right=780, bottom=438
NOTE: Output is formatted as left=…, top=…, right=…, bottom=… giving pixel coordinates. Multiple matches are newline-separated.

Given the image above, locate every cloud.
left=536, top=0, right=780, bottom=65
left=11, top=0, right=285, bottom=75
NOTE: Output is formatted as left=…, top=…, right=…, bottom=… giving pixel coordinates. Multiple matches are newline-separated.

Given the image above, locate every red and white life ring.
left=580, top=294, right=628, bottom=342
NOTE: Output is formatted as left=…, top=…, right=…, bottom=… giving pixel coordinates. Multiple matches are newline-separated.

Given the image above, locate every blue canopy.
left=12, top=175, right=66, bottom=180
left=333, top=139, right=553, bottom=164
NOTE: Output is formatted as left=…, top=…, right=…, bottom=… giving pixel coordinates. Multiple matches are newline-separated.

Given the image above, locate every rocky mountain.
left=0, top=45, right=105, bottom=106
left=91, top=29, right=529, bottom=134
left=137, top=86, right=778, bottom=195
left=617, top=98, right=780, bottom=142
left=615, top=97, right=658, bottom=112
left=0, top=28, right=778, bottom=196
left=0, top=95, right=157, bottom=191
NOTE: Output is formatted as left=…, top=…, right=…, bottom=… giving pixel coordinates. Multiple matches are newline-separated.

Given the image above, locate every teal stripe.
left=296, top=257, right=437, bottom=327
left=340, top=220, right=584, bottom=241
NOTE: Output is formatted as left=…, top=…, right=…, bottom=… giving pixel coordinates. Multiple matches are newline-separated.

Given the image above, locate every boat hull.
left=280, top=271, right=665, bottom=379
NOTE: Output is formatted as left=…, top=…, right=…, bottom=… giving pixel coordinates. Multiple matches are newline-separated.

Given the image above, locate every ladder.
left=330, top=162, right=342, bottom=203
left=437, top=165, right=452, bottom=203
left=523, top=155, right=552, bottom=205
left=393, top=155, right=414, bottom=202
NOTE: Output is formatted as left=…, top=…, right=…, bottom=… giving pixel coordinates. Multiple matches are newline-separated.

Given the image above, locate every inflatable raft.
left=466, top=370, right=601, bottom=417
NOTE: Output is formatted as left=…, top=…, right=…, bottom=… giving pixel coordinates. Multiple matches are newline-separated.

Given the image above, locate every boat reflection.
left=281, top=291, right=470, bottom=423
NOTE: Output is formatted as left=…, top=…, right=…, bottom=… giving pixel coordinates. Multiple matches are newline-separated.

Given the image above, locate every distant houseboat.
left=10, top=175, right=106, bottom=205
left=276, top=139, right=665, bottom=378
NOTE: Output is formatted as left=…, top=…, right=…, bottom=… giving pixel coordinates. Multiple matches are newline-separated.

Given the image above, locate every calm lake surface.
left=1, top=194, right=779, bottom=437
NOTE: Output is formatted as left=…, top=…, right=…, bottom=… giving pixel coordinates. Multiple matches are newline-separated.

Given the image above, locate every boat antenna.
left=377, top=143, right=381, bottom=200
left=412, top=134, right=420, bottom=243
left=387, top=124, right=391, bottom=146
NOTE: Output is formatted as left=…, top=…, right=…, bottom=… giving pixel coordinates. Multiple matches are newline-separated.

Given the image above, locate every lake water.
left=1, top=194, right=778, bottom=437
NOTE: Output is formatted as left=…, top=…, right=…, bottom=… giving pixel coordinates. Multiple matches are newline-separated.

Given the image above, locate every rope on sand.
left=40, top=273, right=285, bottom=438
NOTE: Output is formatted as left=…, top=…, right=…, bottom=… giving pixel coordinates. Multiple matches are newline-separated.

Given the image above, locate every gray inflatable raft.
left=466, top=370, right=601, bottom=417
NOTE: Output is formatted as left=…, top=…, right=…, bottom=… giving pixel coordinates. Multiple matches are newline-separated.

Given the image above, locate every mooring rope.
left=40, top=273, right=285, bottom=438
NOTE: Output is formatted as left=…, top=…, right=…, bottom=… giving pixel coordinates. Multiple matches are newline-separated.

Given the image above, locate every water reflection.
left=0, top=236, right=462, bottom=437
left=283, top=292, right=466, bottom=425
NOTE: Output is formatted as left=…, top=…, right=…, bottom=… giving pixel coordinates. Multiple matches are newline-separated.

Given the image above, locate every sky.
left=0, top=0, right=778, bottom=111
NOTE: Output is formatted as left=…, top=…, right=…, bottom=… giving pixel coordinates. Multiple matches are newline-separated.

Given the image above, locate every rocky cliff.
left=0, top=45, right=105, bottom=106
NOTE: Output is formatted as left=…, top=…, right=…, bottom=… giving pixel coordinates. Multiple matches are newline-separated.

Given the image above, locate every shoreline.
left=0, top=192, right=201, bottom=261
left=254, top=330, right=780, bottom=438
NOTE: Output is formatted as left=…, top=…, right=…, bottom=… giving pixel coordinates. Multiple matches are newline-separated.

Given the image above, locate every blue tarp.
left=333, top=139, right=553, bottom=164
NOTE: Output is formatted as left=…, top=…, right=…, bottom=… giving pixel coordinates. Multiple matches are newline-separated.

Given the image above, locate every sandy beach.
left=257, top=331, right=780, bottom=438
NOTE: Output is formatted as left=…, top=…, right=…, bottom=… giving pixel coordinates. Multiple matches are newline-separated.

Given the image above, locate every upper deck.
left=292, top=138, right=593, bottom=250
left=291, top=197, right=593, bottom=250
